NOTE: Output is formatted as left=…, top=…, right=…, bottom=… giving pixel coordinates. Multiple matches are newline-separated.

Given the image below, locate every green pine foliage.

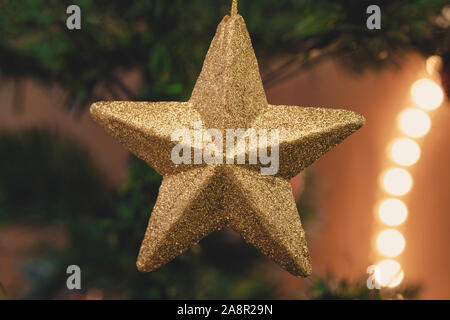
left=0, top=1, right=448, bottom=105
left=309, top=274, right=421, bottom=300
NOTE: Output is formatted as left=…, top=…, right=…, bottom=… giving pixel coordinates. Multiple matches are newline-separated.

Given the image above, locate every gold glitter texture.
left=190, top=13, right=267, bottom=130
left=90, top=6, right=365, bottom=277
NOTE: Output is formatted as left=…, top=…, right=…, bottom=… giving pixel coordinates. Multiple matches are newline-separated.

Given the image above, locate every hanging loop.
left=231, top=0, right=238, bottom=16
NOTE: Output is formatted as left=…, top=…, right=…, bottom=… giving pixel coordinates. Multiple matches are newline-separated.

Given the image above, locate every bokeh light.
left=377, top=229, right=406, bottom=257
left=370, top=59, right=443, bottom=292
left=391, top=138, right=421, bottom=166
left=426, top=56, right=442, bottom=75
left=374, top=259, right=404, bottom=288
left=382, top=168, right=413, bottom=196
left=411, top=78, right=444, bottom=110
left=378, top=199, right=408, bottom=227
left=398, top=108, right=431, bottom=138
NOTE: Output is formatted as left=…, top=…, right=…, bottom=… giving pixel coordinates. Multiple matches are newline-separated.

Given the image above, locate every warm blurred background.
left=0, top=0, right=449, bottom=300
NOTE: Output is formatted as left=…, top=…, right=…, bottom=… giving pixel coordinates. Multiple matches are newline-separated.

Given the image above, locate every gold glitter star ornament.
left=90, top=1, right=365, bottom=277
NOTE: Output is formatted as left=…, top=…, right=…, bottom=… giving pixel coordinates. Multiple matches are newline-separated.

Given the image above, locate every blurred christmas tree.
left=0, top=131, right=273, bottom=299
left=0, top=0, right=447, bottom=299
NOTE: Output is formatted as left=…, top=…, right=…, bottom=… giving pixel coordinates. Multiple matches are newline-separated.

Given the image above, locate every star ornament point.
left=90, top=13, right=365, bottom=277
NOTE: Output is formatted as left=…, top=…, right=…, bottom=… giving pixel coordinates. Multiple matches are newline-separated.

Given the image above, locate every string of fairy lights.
left=372, top=56, right=445, bottom=288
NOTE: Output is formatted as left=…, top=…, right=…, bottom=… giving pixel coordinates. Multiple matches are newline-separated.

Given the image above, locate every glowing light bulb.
left=398, top=108, right=431, bottom=138
left=378, top=199, right=408, bottom=227
left=377, top=229, right=406, bottom=257
left=383, top=168, right=413, bottom=196
left=391, top=138, right=421, bottom=166
left=374, top=259, right=404, bottom=288
left=411, top=79, right=444, bottom=110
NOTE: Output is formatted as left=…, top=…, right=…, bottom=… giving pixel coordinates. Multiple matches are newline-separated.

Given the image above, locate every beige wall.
left=267, top=55, right=450, bottom=299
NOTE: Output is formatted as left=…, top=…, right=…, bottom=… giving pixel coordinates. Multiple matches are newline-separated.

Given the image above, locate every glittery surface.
left=90, top=11, right=365, bottom=277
